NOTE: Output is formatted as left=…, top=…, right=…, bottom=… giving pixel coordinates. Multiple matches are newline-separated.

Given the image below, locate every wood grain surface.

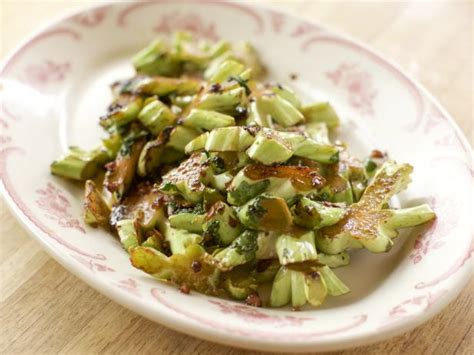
left=0, top=1, right=472, bottom=354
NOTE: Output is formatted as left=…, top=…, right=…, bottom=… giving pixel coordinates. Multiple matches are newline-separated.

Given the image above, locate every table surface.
left=1, top=1, right=472, bottom=354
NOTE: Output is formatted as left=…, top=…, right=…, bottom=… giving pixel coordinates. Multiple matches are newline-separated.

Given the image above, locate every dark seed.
left=191, top=260, right=202, bottom=273
left=179, top=284, right=190, bottom=294
left=209, top=83, right=222, bottom=93
left=245, top=293, right=262, bottom=307
left=370, top=149, right=384, bottom=159
left=256, top=259, right=273, bottom=273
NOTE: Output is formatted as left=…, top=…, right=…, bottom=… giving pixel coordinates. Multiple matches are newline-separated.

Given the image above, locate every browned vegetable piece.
left=243, top=164, right=326, bottom=191
left=99, top=94, right=143, bottom=129
left=110, top=181, right=166, bottom=230
left=83, top=180, right=111, bottom=228
left=130, top=244, right=221, bottom=295
left=237, top=195, right=293, bottom=232
left=104, top=138, right=146, bottom=203
left=159, top=152, right=211, bottom=202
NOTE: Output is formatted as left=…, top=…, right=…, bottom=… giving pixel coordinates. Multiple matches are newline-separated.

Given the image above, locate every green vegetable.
left=305, top=122, right=330, bottom=144
left=110, top=183, right=165, bottom=230
left=166, top=126, right=200, bottom=153
left=227, top=165, right=323, bottom=205
left=161, top=221, right=203, bottom=255
left=292, top=197, right=346, bottom=229
left=197, top=87, right=246, bottom=115
left=246, top=130, right=293, bottom=164
left=269, top=266, right=329, bottom=308
left=124, top=76, right=201, bottom=96
left=276, top=231, right=317, bottom=265
left=203, top=201, right=242, bottom=246
left=237, top=194, right=293, bottom=232
left=246, top=98, right=273, bottom=128
left=50, top=146, right=108, bottom=181
left=270, top=84, right=301, bottom=109
left=159, top=153, right=212, bottom=203
left=50, top=33, right=437, bottom=308
left=269, top=266, right=292, bottom=307
left=317, top=251, right=350, bottom=268
left=99, top=94, right=143, bottom=129
left=301, top=102, right=340, bottom=128
left=224, top=276, right=258, bottom=300
left=259, top=94, right=304, bottom=127
left=168, top=213, right=206, bottom=233
left=318, top=265, right=350, bottom=296
left=208, top=59, right=246, bottom=83
left=205, top=126, right=255, bottom=151
left=116, top=219, right=142, bottom=252
left=183, top=109, right=235, bottom=130
left=184, top=132, right=209, bottom=153
left=209, top=230, right=258, bottom=271
left=138, top=98, right=176, bottom=135
left=132, top=39, right=182, bottom=76
left=227, top=177, right=270, bottom=206
left=280, top=131, right=339, bottom=164
left=317, top=161, right=436, bottom=254
left=255, top=232, right=279, bottom=259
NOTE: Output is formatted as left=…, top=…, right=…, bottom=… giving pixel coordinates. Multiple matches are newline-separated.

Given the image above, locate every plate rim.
left=0, top=1, right=472, bottom=352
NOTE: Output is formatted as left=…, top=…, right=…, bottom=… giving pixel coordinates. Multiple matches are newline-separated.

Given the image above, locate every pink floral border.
left=0, top=147, right=106, bottom=260
left=117, top=0, right=265, bottom=34
left=301, top=35, right=424, bottom=128
left=151, top=288, right=367, bottom=340
left=326, top=62, right=378, bottom=116
left=35, top=182, right=85, bottom=234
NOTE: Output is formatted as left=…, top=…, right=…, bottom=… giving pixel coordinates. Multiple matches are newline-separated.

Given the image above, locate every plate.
left=0, top=1, right=472, bottom=352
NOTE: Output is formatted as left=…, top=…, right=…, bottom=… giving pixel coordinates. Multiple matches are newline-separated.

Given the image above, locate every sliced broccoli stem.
left=317, top=252, right=350, bottom=268
left=168, top=213, right=206, bottom=233
left=292, top=197, right=346, bottom=229
left=246, top=99, right=273, bottom=128
left=237, top=194, right=293, bottom=232
left=260, top=94, right=304, bottom=127
left=161, top=221, right=203, bottom=255
left=301, top=102, right=340, bottom=128
left=138, top=99, right=176, bottom=135
left=384, top=204, right=436, bottom=231
left=210, top=230, right=258, bottom=271
left=246, top=131, right=293, bottom=165
left=51, top=146, right=109, bottom=181
left=317, top=266, right=350, bottom=296
left=269, top=266, right=292, bottom=307
left=203, top=201, right=242, bottom=246
left=208, top=59, right=246, bottom=83
left=116, top=219, right=142, bottom=252
left=270, top=84, right=301, bottom=109
left=276, top=231, right=317, bottom=265
left=204, top=126, right=255, bottom=152
left=183, top=109, right=235, bottom=131
left=197, top=87, right=246, bottom=115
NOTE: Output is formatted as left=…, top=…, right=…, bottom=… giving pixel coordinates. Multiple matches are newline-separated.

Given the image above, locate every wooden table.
left=1, top=1, right=472, bottom=354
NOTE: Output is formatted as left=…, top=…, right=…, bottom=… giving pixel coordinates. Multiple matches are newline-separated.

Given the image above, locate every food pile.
left=51, top=33, right=435, bottom=308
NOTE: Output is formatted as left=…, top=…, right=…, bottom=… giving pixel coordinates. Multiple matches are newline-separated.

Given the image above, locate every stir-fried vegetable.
left=50, top=33, right=436, bottom=308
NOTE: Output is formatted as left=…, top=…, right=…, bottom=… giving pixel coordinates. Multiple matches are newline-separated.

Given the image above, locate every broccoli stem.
left=385, top=204, right=436, bottom=230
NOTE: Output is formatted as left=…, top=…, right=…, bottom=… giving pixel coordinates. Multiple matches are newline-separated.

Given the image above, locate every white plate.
left=0, top=1, right=472, bottom=352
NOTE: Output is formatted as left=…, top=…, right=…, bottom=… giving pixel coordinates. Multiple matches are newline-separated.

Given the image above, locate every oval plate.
left=0, top=1, right=472, bottom=352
